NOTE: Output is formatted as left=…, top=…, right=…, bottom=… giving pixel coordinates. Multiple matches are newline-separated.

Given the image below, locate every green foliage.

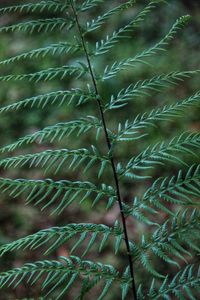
left=138, top=264, right=200, bottom=299
left=0, top=177, right=116, bottom=213
left=0, top=147, right=109, bottom=176
left=107, top=72, right=200, bottom=111
left=118, top=132, right=200, bottom=179
left=114, top=91, right=200, bottom=141
left=0, top=222, right=123, bottom=256
left=0, top=88, right=91, bottom=112
left=0, top=0, right=199, bottom=299
left=0, top=116, right=102, bottom=153
left=0, top=256, right=130, bottom=300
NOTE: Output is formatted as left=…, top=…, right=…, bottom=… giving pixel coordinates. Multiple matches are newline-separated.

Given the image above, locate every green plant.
left=0, top=0, right=199, bottom=299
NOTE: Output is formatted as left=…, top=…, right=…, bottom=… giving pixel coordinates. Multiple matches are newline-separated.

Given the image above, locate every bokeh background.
left=0, top=0, right=199, bottom=299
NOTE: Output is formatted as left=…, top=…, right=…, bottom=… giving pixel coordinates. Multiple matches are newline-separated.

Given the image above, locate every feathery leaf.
left=0, top=18, right=73, bottom=34
left=79, top=0, right=105, bottom=12
left=129, top=210, right=200, bottom=279
left=106, top=71, right=200, bottom=111
left=142, top=264, right=200, bottom=299
left=115, top=91, right=200, bottom=141
left=0, top=256, right=128, bottom=299
left=0, top=116, right=102, bottom=153
left=0, top=42, right=81, bottom=66
left=102, top=15, right=191, bottom=80
left=143, top=165, right=200, bottom=206
left=126, top=165, right=200, bottom=220
left=119, top=132, right=200, bottom=179
left=0, top=147, right=109, bottom=177
left=0, top=89, right=93, bottom=114
left=94, top=0, right=162, bottom=56
left=0, top=65, right=87, bottom=83
left=0, top=222, right=123, bottom=256
left=84, top=1, right=136, bottom=34
left=0, top=177, right=116, bottom=213
left=0, top=1, right=70, bottom=15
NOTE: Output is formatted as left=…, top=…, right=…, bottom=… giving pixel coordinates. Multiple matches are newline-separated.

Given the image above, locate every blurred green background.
left=0, top=0, right=199, bottom=299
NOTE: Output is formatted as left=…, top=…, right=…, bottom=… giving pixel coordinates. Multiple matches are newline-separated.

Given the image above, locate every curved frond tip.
left=102, top=15, right=191, bottom=80
left=94, top=0, right=161, bottom=56
left=85, top=1, right=136, bottom=34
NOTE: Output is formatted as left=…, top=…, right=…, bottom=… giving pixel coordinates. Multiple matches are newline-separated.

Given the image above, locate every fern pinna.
left=0, top=0, right=199, bottom=299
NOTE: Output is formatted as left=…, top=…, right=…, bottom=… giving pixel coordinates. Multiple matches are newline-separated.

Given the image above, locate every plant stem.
left=70, top=1, right=137, bottom=299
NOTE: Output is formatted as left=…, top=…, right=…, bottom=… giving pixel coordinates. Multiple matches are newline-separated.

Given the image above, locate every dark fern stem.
left=70, top=1, right=138, bottom=299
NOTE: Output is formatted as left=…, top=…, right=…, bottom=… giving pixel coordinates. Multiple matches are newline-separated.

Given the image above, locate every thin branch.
left=70, top=1, right=138, bottom=299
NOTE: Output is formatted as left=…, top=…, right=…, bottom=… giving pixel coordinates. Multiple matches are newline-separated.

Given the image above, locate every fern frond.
left=0, top=65, right=87, bottom=83
left=0, top=0, right=199, bottom=298
left=0, top=256, right=129, bottom=300
left=0, top=222, right=123, bottom=256
left=94, top=0, right=161, bottom=56
left=115, top=91, right=200, bottom=141
left=102, top=15, right=191, bottom=80
left=85, top=1, right=136, bottom=34
left=119, top=132, right=200, bottom=179
left=0, top=42, right=81, bottom=66
left=79, top=0, right=105, bottom=12
left=142, top=264, right=200, bottom=299
left=0, top=147, right=109, bottom=177
left=0, top=117, right=102, bottom=153
left=153, top=209, right=200, bottom=256
left=143, top=165, right=200, bottom=206
left=0, top=89, right=93, bottom=114
left=122, top=198, right=158, bottom=226
left=0, top=1, right=70, bottom=15
left=106, top=71, right=200, bottom=110
left=130, top=210, right=200, bottom=278
left=0, top=18, right=72, bottom=34
left=126, top=165, right=200, bottom=220
left=0, top=177, right=116, bottom=213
